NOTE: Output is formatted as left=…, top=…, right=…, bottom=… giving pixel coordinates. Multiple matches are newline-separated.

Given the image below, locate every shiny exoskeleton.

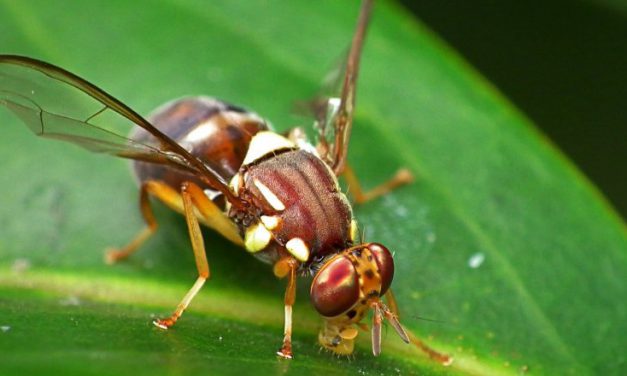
left=132, top=97, right=268, bottom=208
left=129, top=94, right=414, bottom=358
left=132, top=95, right=397, bottom=357
left=133, top=96, right=355, bottom=266
left=0, top=0, right=452, bottom=365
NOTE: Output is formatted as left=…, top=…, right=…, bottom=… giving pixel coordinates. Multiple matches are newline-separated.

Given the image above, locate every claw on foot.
left=153, top=318, right=175, bottom=330
left=104, top=248, right=127, bottom=265
left=276, top=349, right=293, bottom=359
left=393, top=168, right=414, bottom=185
left=441, top=356, right=454, bottom=367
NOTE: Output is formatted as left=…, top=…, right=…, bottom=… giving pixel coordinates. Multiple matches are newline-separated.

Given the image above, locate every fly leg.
left=153, top=181, right=216, bottom=329
left=273, top=257, right=299, bottom=359
left=342, top=165, right=414, bottom=204
left=383, top=290, right=453, bottom=365
left=105, top=180, right=243, bottom=264
left=105, top=180, right=171, bottom=264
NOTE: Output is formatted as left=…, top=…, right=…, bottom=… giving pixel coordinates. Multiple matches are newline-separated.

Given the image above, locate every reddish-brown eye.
left=368, top=243, right=395, bottom=295
left=310, top=256, right=359, bottom=317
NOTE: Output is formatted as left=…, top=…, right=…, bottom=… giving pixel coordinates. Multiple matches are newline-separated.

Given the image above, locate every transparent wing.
left=299, top=52, right=346, bottom=163
left=0, top=55, right=241, bottom=205
left=299, top=0, right=373, bottom=174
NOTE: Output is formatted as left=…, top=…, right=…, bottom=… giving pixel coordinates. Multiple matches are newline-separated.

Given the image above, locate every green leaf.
left=0, top=1, right=625, bottom=375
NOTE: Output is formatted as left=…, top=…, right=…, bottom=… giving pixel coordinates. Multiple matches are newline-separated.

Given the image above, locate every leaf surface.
left=0, top=1, right=624, bottom=375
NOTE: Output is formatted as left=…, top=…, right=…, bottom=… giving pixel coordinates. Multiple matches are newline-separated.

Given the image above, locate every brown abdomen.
left=131, top=96, right=268, bottom=199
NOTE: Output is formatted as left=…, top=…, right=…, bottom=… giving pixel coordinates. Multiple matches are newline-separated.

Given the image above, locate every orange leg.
left=383, top=290, right=453, bottom=365
left=342, top=165, right=414, bottom=204
left=273, top=257, right=299, bottom=359
left=105, top=180, right=243, bottom=264
left=153, top=181, right=212, bottom=329
left=105, top=181, right=167, bottom=264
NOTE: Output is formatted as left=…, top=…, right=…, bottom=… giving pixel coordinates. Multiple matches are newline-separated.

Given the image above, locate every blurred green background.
left=401, top=0, right=627, bottom=218
left=0, top=1, right=625, bottom=376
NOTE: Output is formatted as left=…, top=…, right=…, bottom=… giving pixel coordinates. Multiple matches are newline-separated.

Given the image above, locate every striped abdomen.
left=131, top=96, right=268, bottom=202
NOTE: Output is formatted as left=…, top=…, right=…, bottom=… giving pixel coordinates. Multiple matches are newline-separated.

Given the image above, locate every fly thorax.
left=228, top=131, right=353, bottom=264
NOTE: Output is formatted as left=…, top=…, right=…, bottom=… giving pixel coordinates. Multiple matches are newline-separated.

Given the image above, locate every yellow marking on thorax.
left=285, top=238, right=309, bottom=262
left=253, top=179, right=286, bottom=211
left=242, top=131, right=295, bottom=165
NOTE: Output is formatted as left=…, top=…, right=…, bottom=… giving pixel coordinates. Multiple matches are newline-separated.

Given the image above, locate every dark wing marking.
left=0, top=55, right=243, bottom=207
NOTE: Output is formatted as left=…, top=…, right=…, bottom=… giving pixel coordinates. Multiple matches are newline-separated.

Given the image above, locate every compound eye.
left=310, top=256, right=360, bottom=317
left=367, top=243, right=395, bottom=295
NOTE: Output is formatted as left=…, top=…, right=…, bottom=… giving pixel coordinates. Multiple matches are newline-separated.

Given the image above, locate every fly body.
left=131, top=96, right=269, bottom=208
left=0, top=0, right=451, bottom=365
left=231, top=141, right=354, bottom=265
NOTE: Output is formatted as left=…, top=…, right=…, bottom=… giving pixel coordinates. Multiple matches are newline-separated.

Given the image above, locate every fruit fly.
left=0, top=0, right=451, bottom=364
